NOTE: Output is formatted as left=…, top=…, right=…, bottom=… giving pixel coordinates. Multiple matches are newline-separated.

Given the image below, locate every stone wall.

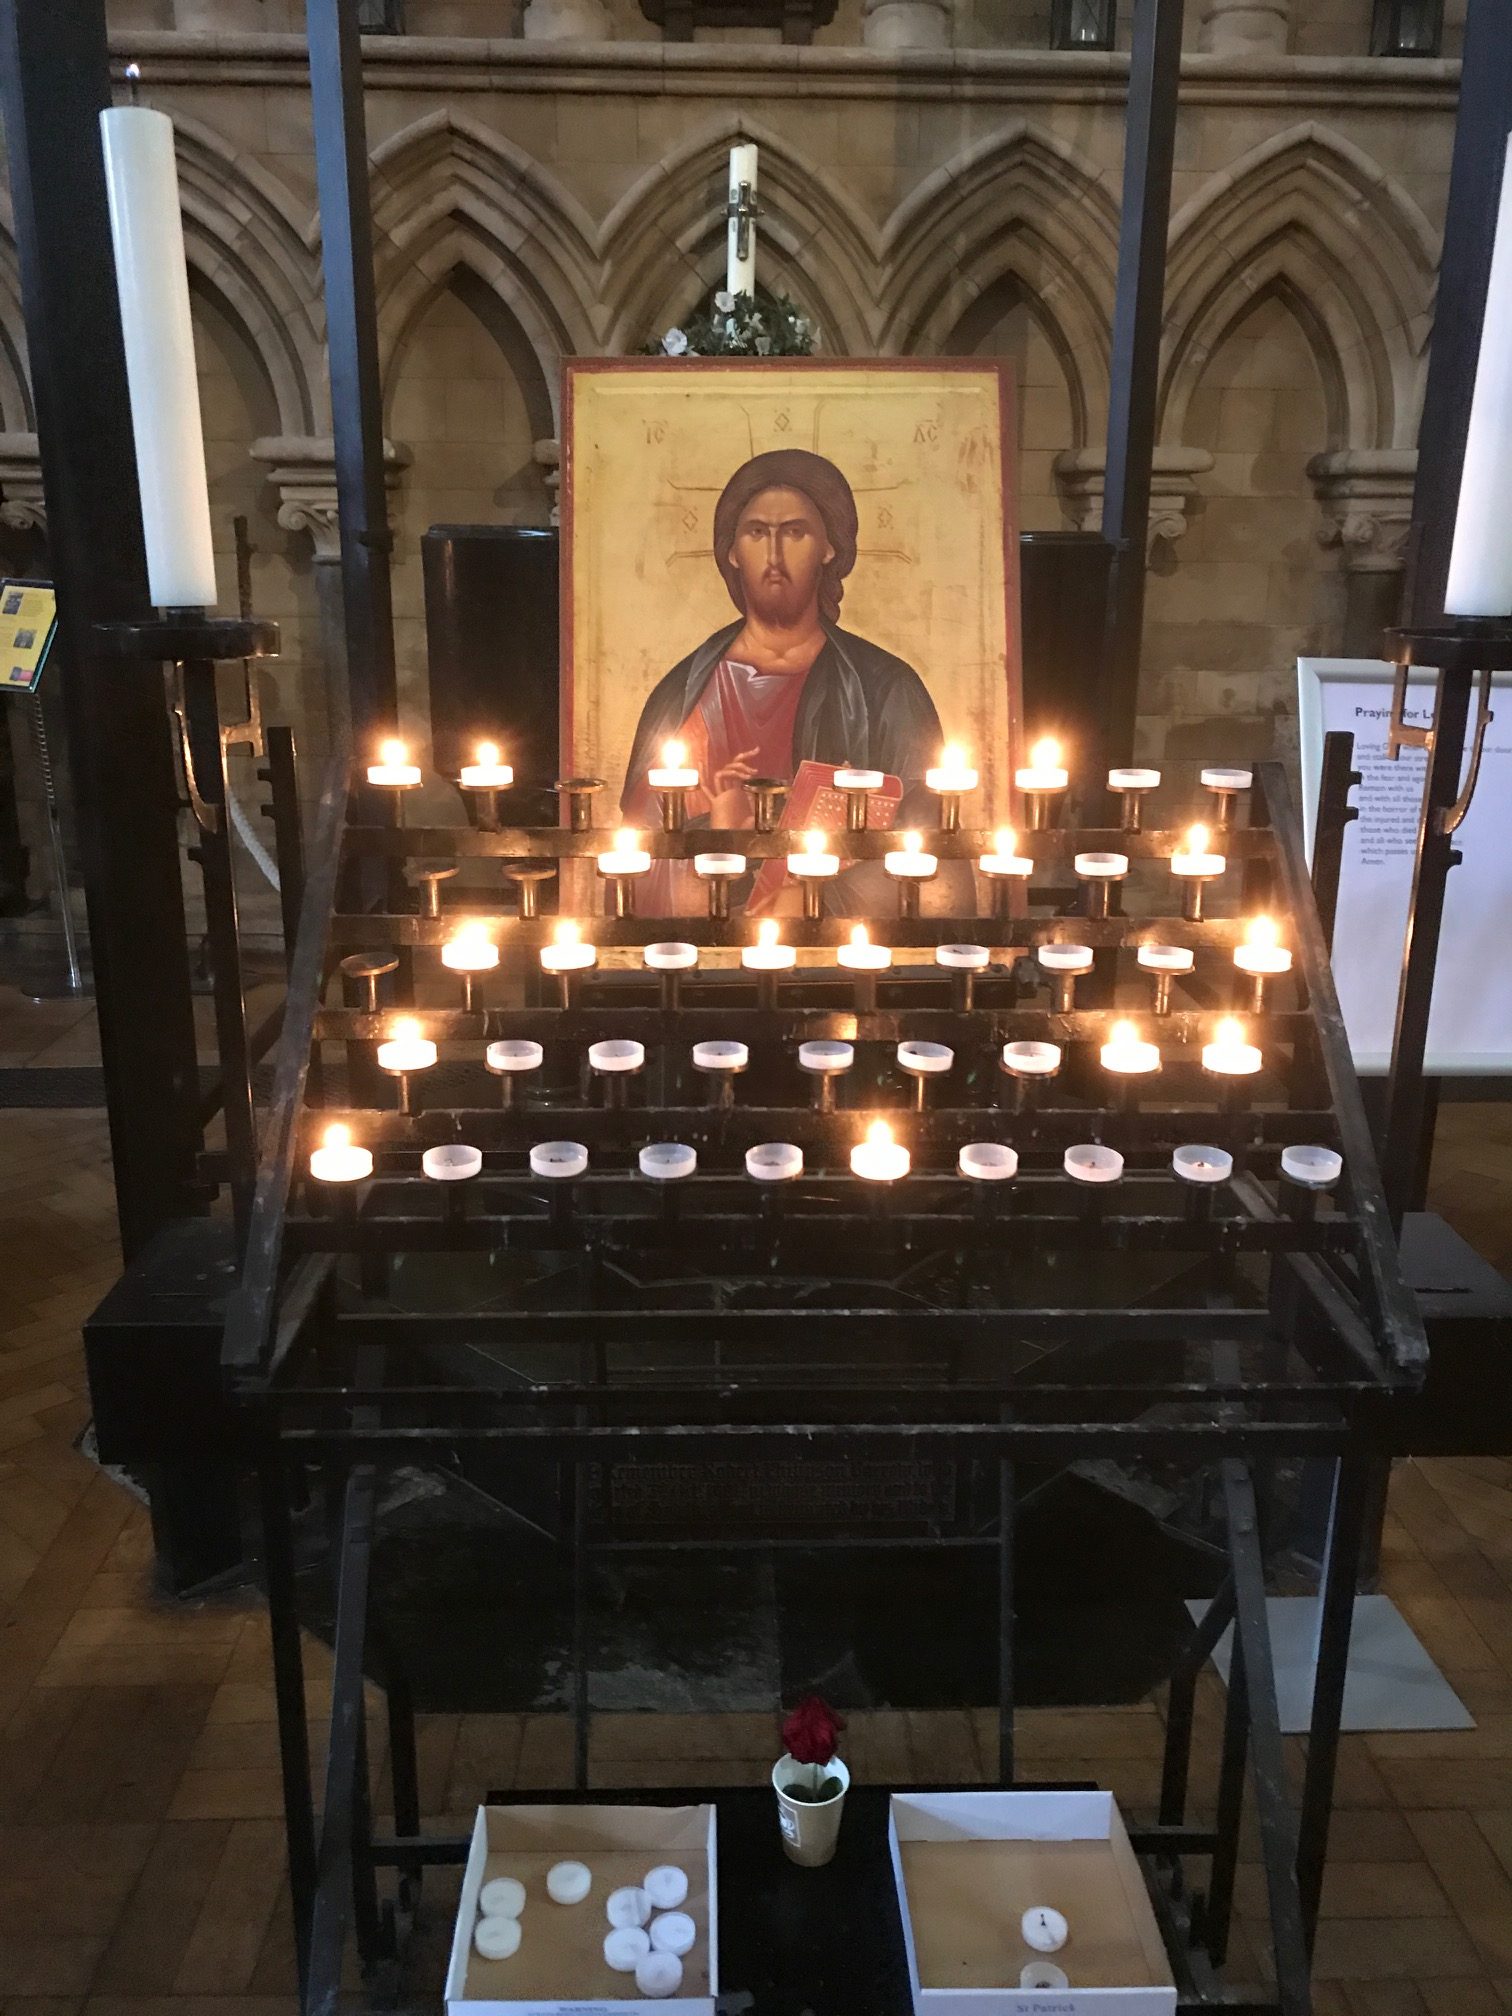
left=0, top=10, right=1456, bottom=812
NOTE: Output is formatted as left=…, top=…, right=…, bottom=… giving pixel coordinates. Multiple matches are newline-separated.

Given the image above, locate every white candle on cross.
left=1447, top=132, right=1512, bottom=616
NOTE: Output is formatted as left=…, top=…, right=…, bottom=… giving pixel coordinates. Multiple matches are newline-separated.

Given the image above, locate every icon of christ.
left=620, top=447, right=966, bottom=913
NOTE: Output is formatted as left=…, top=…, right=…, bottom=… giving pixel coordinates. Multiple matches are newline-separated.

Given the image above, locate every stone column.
left=0, top=432, right=47, bottom=537
left=251, top=434, right=411, bottom=753
left=1054, top=446, right=1214, bottom=554
left=1309, top=449, right=1416, bottom=658
left=1198, top=0, right=1289, bottom=53
left=521, top=0, right=614, bottom=39
left=533, top=438, right=562, bottom=527
left=862, top=0, right=950, bottom=50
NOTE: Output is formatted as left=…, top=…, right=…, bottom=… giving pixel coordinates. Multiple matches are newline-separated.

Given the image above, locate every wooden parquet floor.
left=1, top=1092, right=1511, bottom=2014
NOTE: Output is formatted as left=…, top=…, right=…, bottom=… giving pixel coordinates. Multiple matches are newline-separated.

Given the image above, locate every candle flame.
left=323, top=1123, right=351, bottom=1151
left=1030, top=736, right=1062, bottom=771
left=475, top=740, right=499, bottom=767
left=994, top=827, right=1017, bottom=857
left=758, top=918, right=780, bottom=948
left=902, top=830, right=923, bottom=855
left=554, top=920, right=580, bottom=948
left=867, top=1119, right=893, bottom=1148
left=1109, top=1019, right=1140, bottom=1047
left=1186, top=823, right=1210, bottom=854
left=804, top=829, right=827, bottom=855
left=851, top=923, right=869, bottom=948
left=942, top=741, right=967, bottom=771
left=614, top=827, right=638, bottom=852
left=1215, top=1016, right=1246, bottom=1047
left=452, top=918, right=492, bottom=949
left=661, top=738, right=687, bottom=769
left=379, top=737, right=407, bottom=767
left=391, top=1016, right=420, bottom=1041
left=1246, top=914, right=1280, bottom=950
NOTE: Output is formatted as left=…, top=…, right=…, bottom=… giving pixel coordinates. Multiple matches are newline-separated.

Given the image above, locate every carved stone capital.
left=1054, top=447, right=1214, bottom=555
left=251, top=433, right=411, bottom=561
left=0, top=433, right=46, bottom=532
left=1308, top=449, right=1417, bottom=575
left=522, top=0, right=615, bottom=37
left=863, top=0, right=950, bottom=51
left=1198, top=0, right=1289, bottom=55
left=533, top=437, right=562, bottom=528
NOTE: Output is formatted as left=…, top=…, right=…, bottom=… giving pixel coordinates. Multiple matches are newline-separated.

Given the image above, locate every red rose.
left=782, top=1694, right=845, bottom=1767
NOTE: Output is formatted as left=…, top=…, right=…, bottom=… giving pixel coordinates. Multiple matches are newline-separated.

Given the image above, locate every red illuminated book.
left=746, top=760, right=902, bottom=913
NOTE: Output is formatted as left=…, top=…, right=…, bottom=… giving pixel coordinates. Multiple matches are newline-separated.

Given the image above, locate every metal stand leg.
left=29, top=695, right=83, bottom=992
left=1297, top=1452, right=1371, bottom=1957
left=260, top=1450, right=317, bottom=2002
left=997, top=1436, right=1015, bottom=1787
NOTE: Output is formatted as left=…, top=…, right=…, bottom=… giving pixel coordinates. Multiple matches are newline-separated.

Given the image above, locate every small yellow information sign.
left=0, top=579, right=57, bottom=695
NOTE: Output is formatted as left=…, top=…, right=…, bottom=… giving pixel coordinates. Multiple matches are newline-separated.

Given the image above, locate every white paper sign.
left=1298, top=657, right=1512, bottom=1074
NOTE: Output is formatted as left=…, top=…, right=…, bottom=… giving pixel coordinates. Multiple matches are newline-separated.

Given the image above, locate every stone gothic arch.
left=365, top=110, right=601, bottom=424
left=601, top=119, right=880, bottom=357
left=1160, top=123, right=1438, bottom=454
left=171, top=115, right=324, bottom=437
left=879, top=122, right=1118, bottom=445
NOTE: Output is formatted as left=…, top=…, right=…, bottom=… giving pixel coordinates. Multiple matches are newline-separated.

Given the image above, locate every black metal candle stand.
left=216, top=750, right=1421, bottom=2016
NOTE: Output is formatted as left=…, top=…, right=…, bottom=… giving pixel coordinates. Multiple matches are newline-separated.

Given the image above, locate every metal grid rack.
left=223, top=745, right=1423, bottom=2016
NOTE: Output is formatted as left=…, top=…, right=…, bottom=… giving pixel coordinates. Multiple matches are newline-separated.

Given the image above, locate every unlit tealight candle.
left=546, top=1859, right=591, bottom=1905
left=648, top=1909, right=696, bottom=1955
left=636, top=1950, right=684, bottom=1997
left=474, top=1914, right=521, bottom=1961
left=1022, top=1906, right=1069, bottom=1953
left=606, top=1885, right=653, bottom=1930
left=480, top=1876, right=526, bottom=1919
left=604, top=1926, right=651, bottom=1972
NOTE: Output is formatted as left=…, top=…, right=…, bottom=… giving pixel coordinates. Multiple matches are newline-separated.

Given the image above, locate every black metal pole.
left=306, top=0, right=398, bottom=747
left=1098, top=0, right=1185, bottom=770
left=1401, top=0, right=1512, bottom=630
left=0, top=0, right=203, bottom=1259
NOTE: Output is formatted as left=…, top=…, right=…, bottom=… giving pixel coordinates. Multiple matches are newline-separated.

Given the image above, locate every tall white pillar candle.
left=99, top=106, right=218, bottom=610
left=727, top=143, right=759, bottom=299
left=1447, top=132, right=1512, bottom=617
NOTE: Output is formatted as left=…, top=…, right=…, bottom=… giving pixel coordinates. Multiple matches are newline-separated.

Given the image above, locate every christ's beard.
left=744, top=569, right=818, bottom=627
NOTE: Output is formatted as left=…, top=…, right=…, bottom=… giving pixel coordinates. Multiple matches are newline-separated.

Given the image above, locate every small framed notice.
left=1298, top=655, right=1512, bottom=1074
left=0, top=578, right=57, bottom=694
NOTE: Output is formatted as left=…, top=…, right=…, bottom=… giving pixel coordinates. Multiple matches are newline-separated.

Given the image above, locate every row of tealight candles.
left=365, top=731, right=1251, bottom=875
left=398, top=911, right=1290, bottom=1019
left=340, top=1013, right=1270, bottom=1123
left=308, top=1118, right=1343, bottom=1222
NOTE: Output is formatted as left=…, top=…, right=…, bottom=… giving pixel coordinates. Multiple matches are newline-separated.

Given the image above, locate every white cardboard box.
left=889, top=1790, right=1177, bottom=2016
left=445, top=1802, right=719, bottom=2015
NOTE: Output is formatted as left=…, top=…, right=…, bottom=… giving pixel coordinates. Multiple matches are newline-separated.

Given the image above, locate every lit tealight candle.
left=440, top=919, right=499, bottom=1010
left=367, top=737, right=422, bottom=821
left=309, top=1122, right=372, bottom=1187
left=597, top=828, right=652, bottom=917
left=787, top=829, right=840, bottom=918
left=979, top=826, right=1034, bottom=918
left=925, top=741, right=978, bottom=830
left=1108, top=766, right=1161, bottom=832
left=648, top=738, right=700, bottom=830
left=1203, top=1015, right=1262, bottom=1079
left=851, top=1118, right=909, bottom=1184
left=742, top=917, right=795, bottom=1008
left=1100, top=1018, right=1160, bottom=1077
left=375, top=1016, right=437, bottom=1114
left=883, top=830, right=938, bottom=918
left=1234, top=915, right=1292, bottom=1010
left=457, top=741, right=511, bottom=830
left=458, top=740, right=513, bottom=791
left=1015, top=736, right=1068, bottom=830
left=1170, top=822, right=1227, bottom=920
left=838, top=922, right=890, bottom=1011
left=540, top=919, right=596, bottom=1005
